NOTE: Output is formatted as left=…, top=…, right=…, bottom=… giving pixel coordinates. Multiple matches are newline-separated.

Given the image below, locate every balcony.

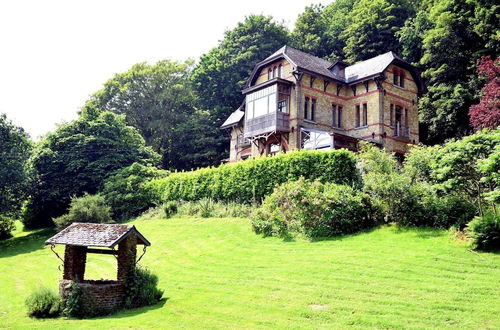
left=393, top=123, right=410, bottom=139
left=244, top=111, right=290, bottom=138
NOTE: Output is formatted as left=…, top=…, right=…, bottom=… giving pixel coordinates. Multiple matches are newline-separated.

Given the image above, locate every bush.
left=53, top=194, right=112, bottom=230
left=164, top=201, right=178, bottom=218
left=147, top=150, right=360, bottom=204
left=25, top=287, right=62, bottom=318
left=174, top=199, right=253, bottom=218
left=0, top=214, right=15, bottom=240
left=251, top=178, right=378, bottom=238
left=124, top=267, right=163, bottom=309
left=466, top=213, right=500, bottom=251
left=102, top=163, right=168, bottom=221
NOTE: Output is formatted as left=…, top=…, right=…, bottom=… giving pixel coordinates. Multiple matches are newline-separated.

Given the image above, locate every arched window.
left=273, top=66, right=277, bottom=78
left=399, top=71, right=405, bottom=88
left=278, top=64, right=282, bottom=78
left=268, top=69, right=272, bottom=80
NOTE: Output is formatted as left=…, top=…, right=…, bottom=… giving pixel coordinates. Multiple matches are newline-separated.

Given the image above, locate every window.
left=301, top=128, right=332, bottom=150
left=304, top=97, right=309, bottom=119
left=355, top=105, right=360, bottom=127
left=390, top=104, right=394, bottom=126
left=332, top=104, right=343, bottom=128
left=273, top=66, right=277, bottom=78
left=393, top=69, right=399, bottom=85
left=245, top=85, right=277, bottom=120
left=362, top=103, right=368, bottom=126
left=278, top=64, right=282, bottom=78
left=338, top=106, right=342, bottom=128
left=311, top=99, right=316, bottom=121
left=332, top=105, right=337, bottom=127
left=405, top=108, right=408, bottom=126
left=400, top=71, right=405, bottom=88
left=268, top=69, right=272, bottom=80
left=352, top=85, right=357, bottom=96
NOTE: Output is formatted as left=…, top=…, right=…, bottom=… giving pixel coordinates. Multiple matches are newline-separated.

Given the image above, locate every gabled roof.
left=220, top=109, right=244, bottom=128
left=45, top=223, right=151, bottom=248
left=245, top=45, right=425, bottom=94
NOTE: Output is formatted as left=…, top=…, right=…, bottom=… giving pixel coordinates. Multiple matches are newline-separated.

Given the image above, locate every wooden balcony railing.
left=244, top=111, right=290, bottom=138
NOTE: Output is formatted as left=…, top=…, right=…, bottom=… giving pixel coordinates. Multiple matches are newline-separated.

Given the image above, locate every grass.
left=0, top=217, right=499, bottom=329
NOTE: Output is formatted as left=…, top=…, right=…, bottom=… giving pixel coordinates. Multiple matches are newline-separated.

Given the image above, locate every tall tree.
left=0, top=114, right=31, bottom=239
left=417, top=0, right=499, bottom=143
left=22, top=107, right=159, bottom=228
left=341, top=0, right=413, bottom=63
left=469, top=56, right=500, bottom=131
left=291, top=0, right=357, bottom=61
left=88, top=60, right=200, bottom=169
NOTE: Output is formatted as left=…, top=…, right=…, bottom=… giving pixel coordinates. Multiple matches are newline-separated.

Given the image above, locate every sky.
left=0, top=0, right=326, bottom=140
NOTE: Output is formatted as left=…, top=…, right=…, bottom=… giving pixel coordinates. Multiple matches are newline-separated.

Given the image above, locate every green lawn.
left=1, top=217, right=499, bottom=329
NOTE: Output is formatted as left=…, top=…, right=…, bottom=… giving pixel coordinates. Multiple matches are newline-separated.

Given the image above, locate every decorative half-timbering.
left=222, top=45, right=426, bottom=162
left=45, top=223, right=150, bottom=314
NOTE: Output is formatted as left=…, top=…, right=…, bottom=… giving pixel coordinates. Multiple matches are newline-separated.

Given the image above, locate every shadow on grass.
left=93, top=298, right=169, bottom=320
left=308, top=226, right=381, bottom=243
left=391, top=225, right=444, bottom=239
left=0, top=228, right=55, bottom=258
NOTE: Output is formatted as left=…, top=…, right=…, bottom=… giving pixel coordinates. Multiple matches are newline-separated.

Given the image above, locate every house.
left=221, top=45, right=425, bottom=162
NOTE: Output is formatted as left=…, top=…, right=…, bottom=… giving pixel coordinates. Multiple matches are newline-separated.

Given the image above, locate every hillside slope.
left=0, top=218, right=499, bottom=329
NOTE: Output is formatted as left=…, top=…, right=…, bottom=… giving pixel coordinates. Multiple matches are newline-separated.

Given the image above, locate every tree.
left=191, top=14, right=290, bottom=125
left=341, top=0, right=413, bottom=63
left=0, top=114, right=31, bottom=238
left=22, top=106, right=160, bottom=228
left=416, top=0, right=499, bottom=143
left=291, top=0, right=357, bottom=61
left=469, top=56, right=500, bottom=131
left=88, top=60, right=200, bottom=169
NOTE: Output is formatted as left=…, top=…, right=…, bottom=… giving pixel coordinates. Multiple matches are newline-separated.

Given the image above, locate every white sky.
left=0, top=0, right=325, bottom=140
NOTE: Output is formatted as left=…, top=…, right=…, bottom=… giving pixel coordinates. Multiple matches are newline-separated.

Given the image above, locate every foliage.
left=163, top=201, right=178, bottom=218
left=62, top=282, right=82, bottom=318
left=430, top=128, right=499, bottom=214
left=123, top=267, right=163, bottom=309
left=176, top=199, right=253, bottom=219
left=25, top=287, right=62, bottom=318
left=0, top=113, right=31, bottom=222
left=416, top=0, right=499, bottom=143
left=148, top=150, right=360, bottom=204
left=251, top=178, right=377, bottom=238
left=469, top=56, right=500, bottom=130
left=22, top=107, right=160, bottom=228
left=341, top=0, right=413, bottom=62
left=359, top=142, right=476, bottom=229
left=0, top=214, right=15, bottom=240
left=102, top=163, right=168, bottom=221
left=291, top=4, right=331, bottom=59
left=466, top=213, right=500, bottom=251
left=52, top=194, right=112, bottom=231
left=88, top=60, right=212, bottom=170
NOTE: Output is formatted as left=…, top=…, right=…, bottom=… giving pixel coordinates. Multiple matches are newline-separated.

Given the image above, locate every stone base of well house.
left=60, top=279, right=125, bottom=314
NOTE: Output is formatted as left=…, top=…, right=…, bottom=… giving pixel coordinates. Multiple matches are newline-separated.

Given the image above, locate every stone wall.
left=60, top=279, right=125, bottom=315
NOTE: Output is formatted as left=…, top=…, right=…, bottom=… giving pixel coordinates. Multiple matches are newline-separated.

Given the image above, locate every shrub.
left=147, top=150, right=360, bottom=204
left=102, top=163, right=168, bottom=221
left=53, top=194, right=112, bottom=230
left=174, top=200, right=253, bottom=218
left=164, top=201, right=178, bottom=218
left=466, top=213, right=500, bottom=251
left=25, top=287, right=62, bottom=318
left=124, top=267, right=163, bottom=309
left=0, top=214, right=15, bottom=240
left=251, top=178, right=378, bottom=238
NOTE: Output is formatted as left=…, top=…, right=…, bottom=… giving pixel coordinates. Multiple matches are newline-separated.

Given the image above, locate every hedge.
left=147, top=150, right=360, bottom=203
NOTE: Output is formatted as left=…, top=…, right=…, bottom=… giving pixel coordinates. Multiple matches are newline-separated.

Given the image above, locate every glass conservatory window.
left=301, top=128, right=332, bottom=150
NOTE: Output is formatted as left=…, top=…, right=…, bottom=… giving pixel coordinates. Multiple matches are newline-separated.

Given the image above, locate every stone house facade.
left=221, top=45, right=425, bottom=162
